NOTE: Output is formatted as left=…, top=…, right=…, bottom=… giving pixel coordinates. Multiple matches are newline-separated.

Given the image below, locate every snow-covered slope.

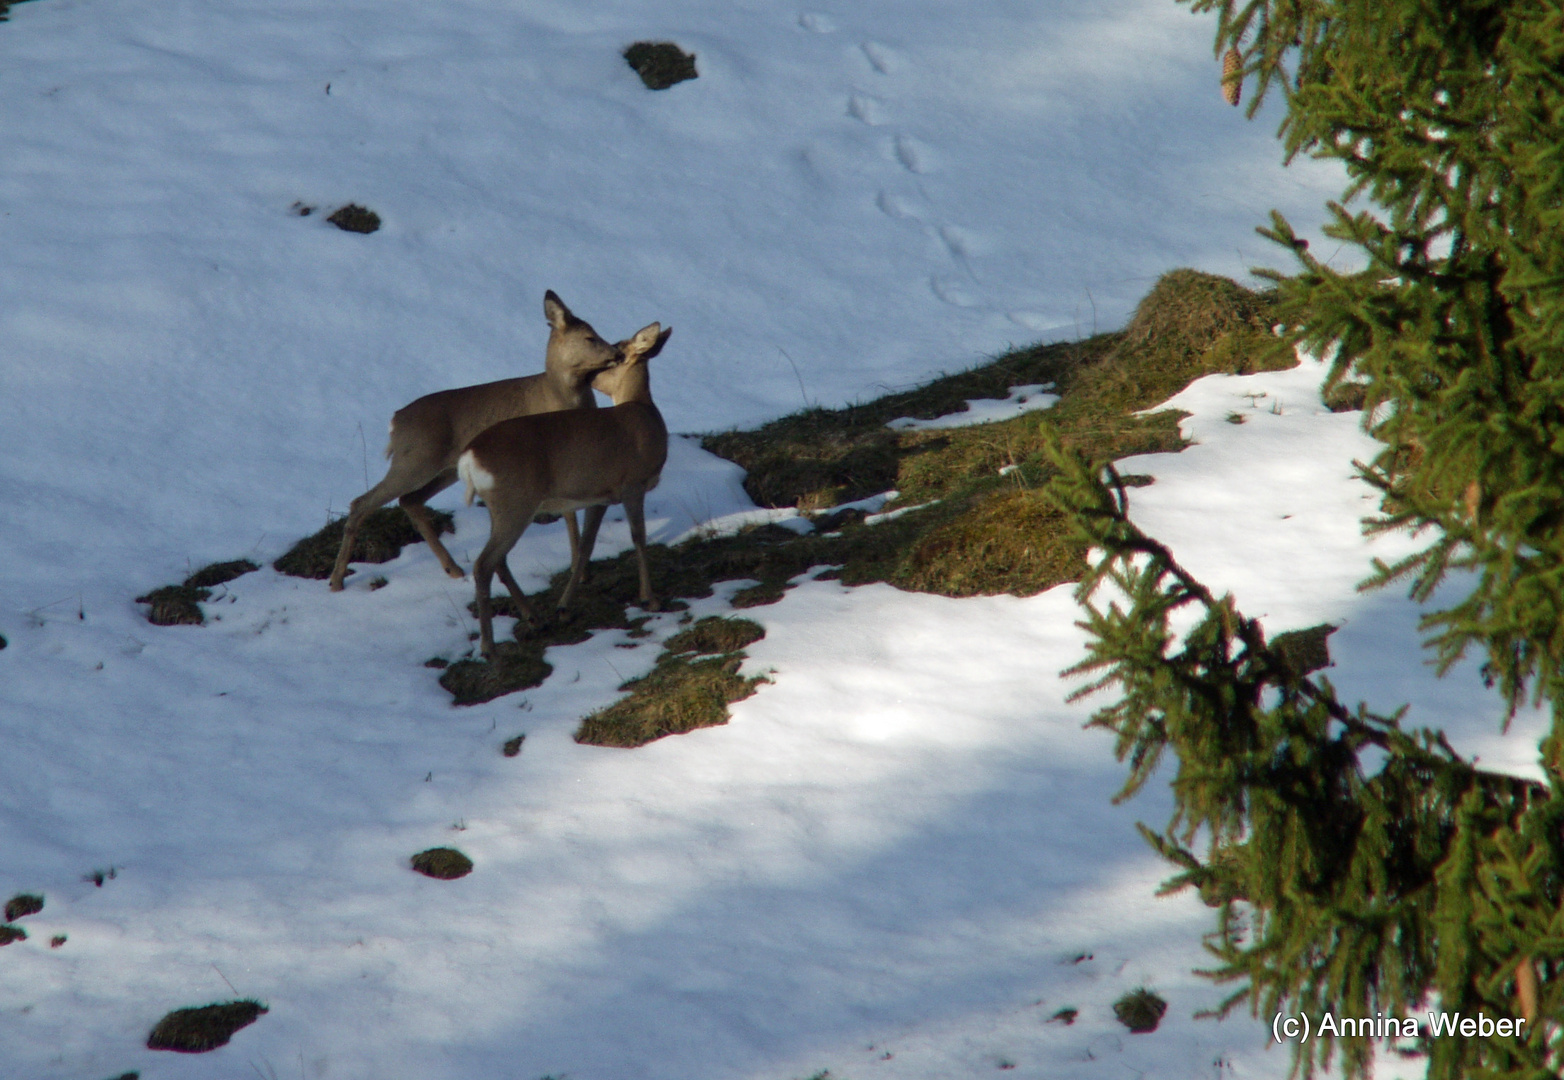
left=0, top=2, right=1531, bottom=1078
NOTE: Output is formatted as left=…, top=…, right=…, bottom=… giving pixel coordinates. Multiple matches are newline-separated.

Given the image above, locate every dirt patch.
left=410, top=847, right=473, bottom=879
left=146, top=1000, right=267, bottom=1052
left=274, top=507, right=453, bottom=579
left=327, top=204, right=380, bottom=234
left=624, top=41, right=698, bottom=90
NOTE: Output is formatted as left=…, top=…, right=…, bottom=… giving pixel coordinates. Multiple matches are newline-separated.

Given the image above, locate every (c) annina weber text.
left=1272, top=1011, right=1527, bottom=1042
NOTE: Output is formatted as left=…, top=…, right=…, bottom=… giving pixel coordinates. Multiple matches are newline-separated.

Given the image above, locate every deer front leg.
left=624, top=492, right=660, bottom=612
left=557, top=504, right=608, bottom=611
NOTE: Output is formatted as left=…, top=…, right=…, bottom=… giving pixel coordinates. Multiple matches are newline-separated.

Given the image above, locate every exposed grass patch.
left=146, top=1000, right=266, bottom=1052
left=1113, top=987, right=1168, bottom=1033
left=663, top=615, right=766, bottom=655
left=624, top=41, right=698, bottom=89
left=273, top=507, right=453, bottom=579
left=410, top=847, right=473, bottom=879
left=0, top=0, right=36, bottom=21
left=440, top=639, right=553, bottom=706
left=1270, top=623, right=1336, bottom=679
left=502, top=734, right=526, bottom=757
left=184, top=559, right=259, bottom=588
left=1323, top=380, right=1369, bottom=412
left=0, top=924, right=25, bottom=945
left=327, top=204, right=380, bottom=233
left=1049, top=1007, right=1079, bottom=1025
left=136, top=559, right=261, bottom=626
left=441, top=268, right=1291, bottom=705
left=4, top=893, right=42, bottom=921
left=576, top=617, right=768, bottom=747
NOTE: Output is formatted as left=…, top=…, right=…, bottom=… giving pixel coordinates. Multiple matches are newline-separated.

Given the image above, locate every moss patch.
left=624, top=41, right=698, bottom=90
left=146, top=1000, right=266, bottom=1052
left=136, top=559, right=261, bottom=626
left=576, top=617, right=767, bottom=747
left=411, top=847, right=473, bottom=879
left=327, top=204, right=380, bottom=233
left=274, top=507, right=453, bottom=579
left=1113, top=987, right=1168, bottom=1033
left=4, top=893, right=42, bottom=921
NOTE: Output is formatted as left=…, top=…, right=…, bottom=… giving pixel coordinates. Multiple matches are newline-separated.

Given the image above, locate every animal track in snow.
left=938, top=224, right=978, bottom=260
left=893, top=134, right=930, bottom=173
left=861, top=41, right=901, bottom=75
left=875, top=189, right=923, bottom=221
left=931, top=276, right=981, bottom=307
left=848, top=92, right=885, bottom=125
left=798, top=12, right=837, bottom=33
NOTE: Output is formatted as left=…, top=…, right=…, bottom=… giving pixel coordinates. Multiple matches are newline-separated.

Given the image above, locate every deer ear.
left=627, top=322, right=664, bottom=360
left=543, top=291, right=573, bottom=330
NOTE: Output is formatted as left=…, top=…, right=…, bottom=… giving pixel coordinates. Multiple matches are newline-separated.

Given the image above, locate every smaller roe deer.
left=458, top=322, right=672, bottom=658
left=328, top=291, right=621, bottom=592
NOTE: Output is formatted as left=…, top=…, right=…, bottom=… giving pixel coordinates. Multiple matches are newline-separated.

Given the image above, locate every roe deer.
left=457, top=322, right=672, bottom=658
left=328, top=291, right=620, bottom=592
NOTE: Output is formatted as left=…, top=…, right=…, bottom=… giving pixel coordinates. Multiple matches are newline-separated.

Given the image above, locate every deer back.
left=461, top=401, right=667, bottom=512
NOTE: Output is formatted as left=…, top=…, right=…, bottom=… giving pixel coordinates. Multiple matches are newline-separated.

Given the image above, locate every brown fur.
left=459, top=323, right=671, bottom=657
left=328, top=291, right=621, bottom=591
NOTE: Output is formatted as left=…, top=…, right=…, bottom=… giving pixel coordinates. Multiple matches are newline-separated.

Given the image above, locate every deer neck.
left=606, top=366, right=654, bottom=408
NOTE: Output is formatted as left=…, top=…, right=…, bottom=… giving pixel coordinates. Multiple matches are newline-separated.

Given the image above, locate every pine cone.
left=1222, top=46, right=1243, bottom=107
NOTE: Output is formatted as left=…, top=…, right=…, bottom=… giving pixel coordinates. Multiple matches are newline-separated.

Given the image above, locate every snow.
left=0, top=0, right=1531, bottom=1077
left=886, top=384, right=1058, bottom=431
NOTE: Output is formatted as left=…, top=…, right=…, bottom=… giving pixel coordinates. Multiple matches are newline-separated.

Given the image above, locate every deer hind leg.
left=557, top=503, right=608, bottom=611
left=330, top=475, right=409, bottom=591
left=623, top=491, right=660, bottom=612
left=399, top=470, right=464, bottom=579
left=563, top=511, right=582, bottom=583
left=472, top=504, right=537, bottom=658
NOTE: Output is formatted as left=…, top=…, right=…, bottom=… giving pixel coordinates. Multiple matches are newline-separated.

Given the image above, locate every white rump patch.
left=457, top=449, right=495, bottom=506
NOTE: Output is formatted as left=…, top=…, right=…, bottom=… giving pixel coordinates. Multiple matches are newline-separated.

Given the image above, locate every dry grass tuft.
left=327, top=204, right=380, bottom=233
left=146, top=1000, right=266, bottom=1052
left=136, top=559, right=261, bottom=626
left=410, top=847, right=473, bottom=879
left=624, top=41, right=698, bottom=89
left=576, top=617, right=767, bottom=747
left=4, top=893, right=42, bottom=921
left=1113, top=987, right=1168, bottom=1033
